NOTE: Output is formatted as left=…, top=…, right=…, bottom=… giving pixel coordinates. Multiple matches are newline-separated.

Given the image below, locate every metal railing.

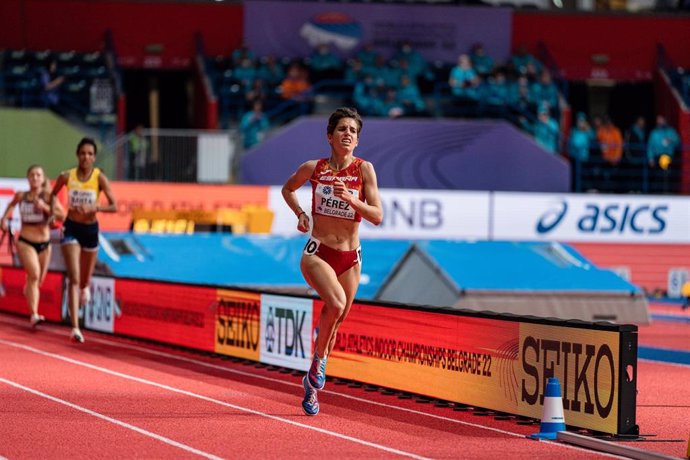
left=104, top=128, right=241, bottom=183
left=569, top=141, right=689, bottom=195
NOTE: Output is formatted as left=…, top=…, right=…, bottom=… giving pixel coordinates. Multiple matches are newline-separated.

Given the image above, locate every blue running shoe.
left=302, top=375, right=319, bottom=416
left=307, top=353, right=327, bottom=390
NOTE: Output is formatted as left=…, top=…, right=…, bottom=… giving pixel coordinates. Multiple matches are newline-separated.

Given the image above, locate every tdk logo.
left=536, top=200, right=668, bottom=234
left=265, top=306, right=306, bottom=358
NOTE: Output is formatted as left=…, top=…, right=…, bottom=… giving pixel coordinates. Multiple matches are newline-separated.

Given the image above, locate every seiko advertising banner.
left=313, top=300, right=636, bottom=435
left=215, top=289, right=262, bottom=361
left=268, top=187, right=491, bottom=240
left=492, top=192, right=690, bottom=244
left=244, top=1, right=512, bottom=64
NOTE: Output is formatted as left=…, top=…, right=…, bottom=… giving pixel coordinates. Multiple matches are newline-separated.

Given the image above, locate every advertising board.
left=313, top=300, right=636, bottom=434
left=268, top=187, right=491, bottom=240
left=113, top=279, right=217, bottom=351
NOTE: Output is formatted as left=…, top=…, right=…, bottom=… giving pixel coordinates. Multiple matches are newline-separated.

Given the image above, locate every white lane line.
left=0, top=316, right=623, bottom=458
left=67, top=332, right=622, bottom=458
left=0, top=338, right=429, bottom=460
left=0, top=377, right=222, bottom=460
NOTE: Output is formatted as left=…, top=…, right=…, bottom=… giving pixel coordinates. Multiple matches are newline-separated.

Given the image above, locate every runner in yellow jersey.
left=51, top=137, right=117, bottom=343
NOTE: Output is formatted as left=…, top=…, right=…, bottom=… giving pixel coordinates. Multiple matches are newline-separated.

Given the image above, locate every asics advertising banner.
left=492, top=192, right=690, bottom=243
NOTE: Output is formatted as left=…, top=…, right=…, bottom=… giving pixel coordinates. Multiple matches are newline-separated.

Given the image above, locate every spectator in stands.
left=469, top=43, right=494, bottom=77
left=596, top=116, right=623, bottom=191
left=396, top=58, right=420, bottom=85
left=396, top=74, right=426, bottom=116
left=239, top=100, right=270, bottom=150
left=485, top=70, right=510, bottom=114
left=369, top=55, right=400, bottom=89
left=510, top=44, right=543, bottom=78
left=448, top=54, right=480, bottom=100
left=393, top=40, right=428, bottom=81
left=568, top=113, right=594, bottom=190
left=244, top=78, right=269, bottom=109
left=281, top=107, right=383, bottom=416
left=39, top=60, right=65, bottom=110
left=530, top=70, right=559, bottom=114
left=568, top=113, right=593, bottom=163
left=279, top=62, right=313, bottom=114
left=51, top=138, right=117, bottom=344
left=647, top=115, right=680, bottom=193
left=625, top=116, right=648, bottom=164
left=127, top=124, right=149, bottom=181
left=355, top=42, right=379, bottom=70
left=353, top=75, right=384, bottom=117
left=531, top=106, right=560, bottom=154
left=230, top=42, right=255, bottom=68
left=344, top=58, right=366, bottom=85
left=1, top=165, right=65, bottom=328
left=233, top=57, right=257, bottom=92
left=509, top=76, right=536, bottom=117
left=308, top=43, right=344, bottom=81
left=256, top=55, right=285, bottom=87
left=623, top=116, right=647, bottom=191
left=380, top=87, right=405, bottom=119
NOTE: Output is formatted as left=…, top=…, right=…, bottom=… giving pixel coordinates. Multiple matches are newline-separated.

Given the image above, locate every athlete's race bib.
left=313, top=183, right=359, bottom=220
left=19, top=202, right=45, bottom=223
left=303, top=237, right=320, bottom=256
left=68, top=189, right=97, bottom=208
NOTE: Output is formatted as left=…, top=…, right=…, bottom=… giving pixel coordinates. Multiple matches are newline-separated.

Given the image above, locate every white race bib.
left=314, top=183, right=359, bottom=220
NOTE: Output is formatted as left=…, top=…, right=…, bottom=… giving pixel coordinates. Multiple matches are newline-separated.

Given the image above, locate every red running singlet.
left=310, top=158, right=366, bottom=222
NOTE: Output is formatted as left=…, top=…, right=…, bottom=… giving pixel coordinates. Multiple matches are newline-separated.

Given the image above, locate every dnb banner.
left=317, top=301, right=637, bottom=435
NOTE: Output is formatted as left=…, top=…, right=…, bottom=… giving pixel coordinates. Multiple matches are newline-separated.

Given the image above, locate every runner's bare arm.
left=97, top=173, right=117, bottom=213
left=282, top=160, right=318, bottom=216
left=0, top=192, right=22, bottom=231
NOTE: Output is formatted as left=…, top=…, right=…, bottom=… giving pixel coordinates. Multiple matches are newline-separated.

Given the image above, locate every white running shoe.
left=30, top=314, right=45, bottom=328
left=70, top=328, right=85, bottom=343
left=80, top=287, right=91, bottom=306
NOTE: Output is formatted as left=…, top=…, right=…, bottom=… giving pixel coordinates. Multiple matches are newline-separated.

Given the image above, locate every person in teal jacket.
left=647, top=115, right=680, bottom=166
left=568, top=113, right=594, bottom=191
left=647, top=115, right=681, bottom=193
left=528, top=107, right=560, bottom=154
left=239, top=101, right=270, bottom=149
left=568, top=113, right=593, bottom=162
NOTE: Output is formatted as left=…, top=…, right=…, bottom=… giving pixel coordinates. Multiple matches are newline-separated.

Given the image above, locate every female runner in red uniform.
left=281, top=107, right=383, bottom=415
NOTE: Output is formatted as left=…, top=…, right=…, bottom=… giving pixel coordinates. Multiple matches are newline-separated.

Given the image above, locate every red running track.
left=0, top=312, right=686, bottom=459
